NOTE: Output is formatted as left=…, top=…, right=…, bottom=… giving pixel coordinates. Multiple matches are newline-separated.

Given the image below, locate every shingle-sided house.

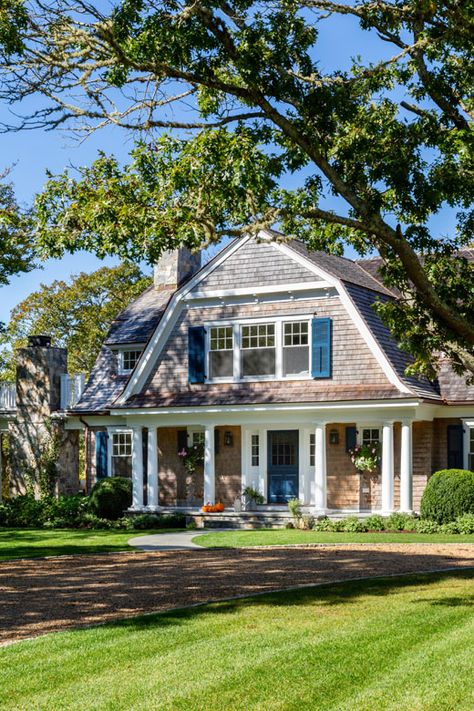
left=66, top=232, right=474, bottom=517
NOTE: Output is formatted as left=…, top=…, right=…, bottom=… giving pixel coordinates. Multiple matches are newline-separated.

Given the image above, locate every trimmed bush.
left=439, top=521, right=460, bottom=534
left=340, top=516, right=368, bottom=533
left=420, top=469, right=474, bottom=523
left=88, top=477, right=132, bottom=520
left=364, top=514, right=385, bottom=531
left=455, top=513, right=474, bottom=535
left=129, top=512, right=187, bottom=530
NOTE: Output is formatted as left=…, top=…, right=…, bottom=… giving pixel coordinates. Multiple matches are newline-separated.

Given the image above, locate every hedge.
left=88, top=477, right=133, bottom=520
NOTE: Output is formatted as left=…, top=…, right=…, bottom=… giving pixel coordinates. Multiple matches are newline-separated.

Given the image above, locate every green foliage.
left=413, top=519, right=440, bottom=534
left=3, top=0, right=473, bottom=375
left=127, top=512, right=187, bottom=530
left=0, top=263, right=151, bottom=380
left=287, top=497, right=302, bottom=521
left=0, top=179, right=34, bottom=289
left=420, top=469, right=474, bottom=523
left=385, top=512, right=417, bottom=531
left=0, top=493, right=88, bottom=528
left=242, top=486, right=265, bottom=505
left=364, top=515, right=386, bottom=532
left=455, top=513, right=474, bottom=535
left=88, top=477, right=132, bottom=520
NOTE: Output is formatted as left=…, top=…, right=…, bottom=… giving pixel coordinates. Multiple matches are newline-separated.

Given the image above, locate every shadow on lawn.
left=1, top=547, right=473, bottom=644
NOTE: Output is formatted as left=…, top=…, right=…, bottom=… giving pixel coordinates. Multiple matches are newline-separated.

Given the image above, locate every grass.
left=196, top=528, right=474, bottom=547
left=0, top=528, right=183, bottom=561
left=1, top=570, right=474, bottom=710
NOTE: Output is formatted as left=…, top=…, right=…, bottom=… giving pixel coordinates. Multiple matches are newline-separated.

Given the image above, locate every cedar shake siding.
left=129, top=296, right=394, bottom=409
left=191, top=239, right=320, bottom=291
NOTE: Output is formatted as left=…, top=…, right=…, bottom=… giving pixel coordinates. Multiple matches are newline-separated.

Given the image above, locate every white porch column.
left=400, top=420, right=413, bottom=512
left=204, top=424, right=216, bottom=505
left=314, top=422, right=327, bottom=512
left=381, top=421, right=394, bottom=514
left=132, top=427, right=144, bottom=509
left=147, top=427, right=159, bottom=509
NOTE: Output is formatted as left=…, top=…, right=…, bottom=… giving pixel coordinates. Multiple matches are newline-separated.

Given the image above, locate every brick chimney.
left=153, top=248, right=201, bottom=290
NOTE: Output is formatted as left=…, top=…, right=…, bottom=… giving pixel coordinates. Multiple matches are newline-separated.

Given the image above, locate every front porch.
left=126, top=416, right=418, bottom=516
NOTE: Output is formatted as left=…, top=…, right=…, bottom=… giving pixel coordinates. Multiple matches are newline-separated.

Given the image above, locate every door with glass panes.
left=267, top=430, right=299, bottom=503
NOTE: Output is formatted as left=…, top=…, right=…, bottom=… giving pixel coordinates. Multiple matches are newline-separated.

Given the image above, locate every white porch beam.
left=147, top=427, right=159, bottom=509
left=381, top=421, right=394, bottom=514
left=204, top=424, right=216, bottom=505
left=131, top=426, right=144, bottom=509
left=400, top=420, right=413, bottom=512
left=314, top=422, right=327, bottom=512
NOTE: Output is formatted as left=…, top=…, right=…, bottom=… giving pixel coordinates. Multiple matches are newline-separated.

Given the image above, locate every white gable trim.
left=116, top=236, right=252, bottom=403
left=273, top=241, right=412, bottom=394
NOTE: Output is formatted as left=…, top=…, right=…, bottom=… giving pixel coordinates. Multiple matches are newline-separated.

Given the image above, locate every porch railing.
left=60, top=373, right=85, bottom=410
left=0, top=382, right=16, bottom=411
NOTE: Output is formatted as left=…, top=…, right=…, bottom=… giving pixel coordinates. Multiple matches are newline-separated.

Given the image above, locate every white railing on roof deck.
left=60, top=373, right=85, bottom=410
left=0, top=382, right=16, bottom=411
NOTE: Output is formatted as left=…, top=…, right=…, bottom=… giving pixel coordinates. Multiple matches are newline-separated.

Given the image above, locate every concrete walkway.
left=128, top=530, right=210, bottom=550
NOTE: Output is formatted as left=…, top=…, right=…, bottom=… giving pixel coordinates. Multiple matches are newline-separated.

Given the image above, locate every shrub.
left=439, top=521, right=460, bottom=534
left=313, top=517, right=336, bottom=531
left=88, top=477, right=132, bottom=520
left=128, top=512, right=187, bottom=530
left=81, top=513, right=112, bottom=529
left=3, top=494, right=46, bottom=527
left=340, top=516, right=368, bottom=533
left=287, top=498, right=302, bottom=522
left=455, top=513, right=474, bottom=535
left=420, top=469, right=474, bottom=523
left=364, top=514, right=386, bottom=531
left=413, top=519, right=439, bottom=534
left=299, top=515, right=315, bottom=530
left=385, top=512, right=416, bottom=531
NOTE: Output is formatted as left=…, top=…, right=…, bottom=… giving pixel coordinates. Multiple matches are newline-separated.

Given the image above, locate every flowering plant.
left=348, top=442, right=381, bottom=473
left=178, top=442, right=204, bottom=475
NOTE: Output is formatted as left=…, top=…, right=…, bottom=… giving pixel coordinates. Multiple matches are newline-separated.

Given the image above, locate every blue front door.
left=268, top=430, right=299, bottom=503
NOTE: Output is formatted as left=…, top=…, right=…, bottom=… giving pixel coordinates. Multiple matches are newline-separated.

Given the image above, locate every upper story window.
left=209, top=326, right=233, bottom=379
left=118, top=349, right=142, bottom=374
left=283, top=321, right=309, bottom=376
left=241, top=324, right=276, bottom=376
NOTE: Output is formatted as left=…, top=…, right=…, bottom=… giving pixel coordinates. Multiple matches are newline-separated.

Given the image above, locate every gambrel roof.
left=72, top=234, right=469, bottom=413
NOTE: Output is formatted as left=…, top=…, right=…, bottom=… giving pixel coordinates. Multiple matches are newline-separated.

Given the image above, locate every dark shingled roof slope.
left=105, top=286, right=174, bottom=345
left=71, top=346, right=130, bottom=412
left=437, top=357, right=474, bottom=404
left=344, top=283, right=441, bottom=400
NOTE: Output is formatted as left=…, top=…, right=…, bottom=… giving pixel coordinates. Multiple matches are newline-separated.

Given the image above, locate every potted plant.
left=242, top=485, right=265, bottom=511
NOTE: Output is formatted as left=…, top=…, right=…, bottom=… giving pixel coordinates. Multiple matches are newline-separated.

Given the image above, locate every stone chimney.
left=153, top=248, right=201, bottom=290
left=8, top=335, right=79, bottom=497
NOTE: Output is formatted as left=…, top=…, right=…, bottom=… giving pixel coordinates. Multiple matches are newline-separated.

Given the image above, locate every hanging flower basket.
left=348, top=442, right=381, bottom=473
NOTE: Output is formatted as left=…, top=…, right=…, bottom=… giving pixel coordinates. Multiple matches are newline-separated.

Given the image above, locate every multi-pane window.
left=111, top=431, right=132, bottom=477
left=469, top=429, right=474, bottom=471
left=251, top=434, right=259, bottom=466
left=362, top=428, right=380, bottom=445
left=191, top=431, right=205, bottom=447
left=120, top=350, right=142, bottom=373
left=271, top=436, right=296, bottom=466
left=310, top=433, right=315, bottom=467
left=283, top=321, right=310, bottom=376
left=241, top=324, right=276, bottom=376
left=209, top=327, right=234, bottom=378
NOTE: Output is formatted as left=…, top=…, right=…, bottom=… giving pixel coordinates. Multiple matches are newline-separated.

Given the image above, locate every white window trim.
left=204, top=314, right=313, bottom=384
left=356, top=424, right=381, bottom=445
left=116, top=346, right=145, bottom=376
left=462, top=420, right=474, bottom=470
left=106, top=426, right=133, bottom=476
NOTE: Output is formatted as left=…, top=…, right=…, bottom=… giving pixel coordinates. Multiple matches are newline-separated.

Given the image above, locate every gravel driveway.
left=1, top=544, right=474, bottom=644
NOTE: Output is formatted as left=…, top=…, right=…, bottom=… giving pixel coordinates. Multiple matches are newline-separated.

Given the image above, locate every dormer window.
left=118, top=349, right=142, bottom=374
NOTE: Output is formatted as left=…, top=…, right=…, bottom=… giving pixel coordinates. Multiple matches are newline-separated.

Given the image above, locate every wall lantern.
left=329, top=429, right=339, bottom=445
left=224, top=431, right=234, bottom=447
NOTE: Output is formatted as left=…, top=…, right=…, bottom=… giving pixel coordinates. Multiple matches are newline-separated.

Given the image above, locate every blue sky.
left=0, top=9, right=457, bottom=323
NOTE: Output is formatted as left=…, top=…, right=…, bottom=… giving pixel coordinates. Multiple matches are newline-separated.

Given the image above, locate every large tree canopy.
left=0, top=175, right=34, bottom=286
left=0, top=0, right=473, bottom=378
left=0, top=263, right=151, bottom=379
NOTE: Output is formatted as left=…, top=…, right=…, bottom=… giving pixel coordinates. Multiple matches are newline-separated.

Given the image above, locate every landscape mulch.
left=1, top=544, right=474, bottom=644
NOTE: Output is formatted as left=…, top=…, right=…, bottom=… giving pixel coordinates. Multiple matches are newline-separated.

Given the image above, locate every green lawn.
left=2, top=571, right=474, bottom=710
left=196, top=528, right=474, bottom=547
left=0, top=528, right=183, bottom=561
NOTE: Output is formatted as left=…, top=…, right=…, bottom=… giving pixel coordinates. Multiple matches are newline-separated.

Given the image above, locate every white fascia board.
left=111, top=398, right=422, bottom=418
left=116, top=236, right=251, bottom=403
left=273, top=241, right=411, bottom=394
left=185, top=280, right=333, bottom=300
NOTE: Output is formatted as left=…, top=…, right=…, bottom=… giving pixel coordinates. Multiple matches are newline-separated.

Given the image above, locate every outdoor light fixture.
left=224, top=431, right=233, bottom=447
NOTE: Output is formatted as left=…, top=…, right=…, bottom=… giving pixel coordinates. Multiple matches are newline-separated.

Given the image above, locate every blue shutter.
left=188, top=326, right=206, bottom=383
left=177, top=429, right=188, bottom=453
left=311, top=318, right=332, bottom=378
left=345, top=426, right=357, bottom=452
left=96, top=431, right=108, bottom=478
